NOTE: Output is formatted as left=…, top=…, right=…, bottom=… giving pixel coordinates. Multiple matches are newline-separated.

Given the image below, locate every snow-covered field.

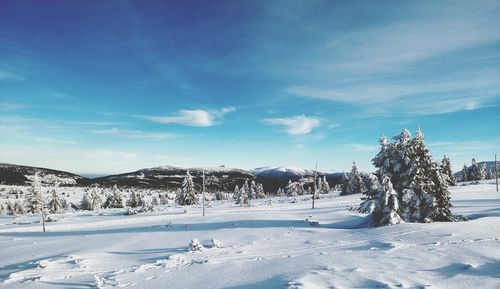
left=1, top=182, right=499, bottom=289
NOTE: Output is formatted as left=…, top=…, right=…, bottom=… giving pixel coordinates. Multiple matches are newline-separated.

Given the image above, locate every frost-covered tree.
left=249, top=180, right=257, bottom=200
left=104, top=185, right=124, bottom=208
left=237, top=186, right=249, bottom=205
left=461, top=163, right=469, bottom=182
left=344, top=162, right=366, bottom=195
left=151, top=196, right=159, bottom=206
left=318, top=176, right=330, bottom=194
left=276, top=187, right=285, bottom=196
left=369, top=128, right=454, bottom=225
left=340, top=172, right=350, bottom=195
left=468, top=158, right=480, bottom=181
left=80, top=191, right=92, bottom=210
left=440, top=155, right=456, bottom=186
left=26, top=173, right=44, bottom=214
left=255, top=183, right=266, bottom=198
left=47, top=187, right=65, bottom=214
left=176, top=171, right=198, bottom=205
left=159, top=193, right=168, bottom=205
left=372, top=175, right=403, bottom=226
left=486, top=168, right=494, bottom=180
left=359, top=174, right=380, bottom=213
left=478, top=163, right=487, bottom=181
left=285, top=180, right=303, bottom=197
left=233, top=185, right=240, bottom=202
left=90, top=188, right=102, bottom=211
left=127, top=190, right=143, bottom=208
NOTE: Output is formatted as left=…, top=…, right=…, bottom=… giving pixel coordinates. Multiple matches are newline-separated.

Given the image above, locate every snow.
left=252, top=166, right=316, bottom=177
left=1, top=181, right=499, bottom=288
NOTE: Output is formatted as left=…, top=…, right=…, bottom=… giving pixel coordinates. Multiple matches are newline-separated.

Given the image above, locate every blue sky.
left=1, top=0, right=499, bottom=176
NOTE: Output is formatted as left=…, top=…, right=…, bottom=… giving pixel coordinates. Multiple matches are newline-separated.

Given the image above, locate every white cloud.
left=0, top=102, right=24, bottom=110
left=263, top=115, right=321, bottom=135
left=140, top=107, right=236, bottom=127
left=92, top=128, right=176, bottom=140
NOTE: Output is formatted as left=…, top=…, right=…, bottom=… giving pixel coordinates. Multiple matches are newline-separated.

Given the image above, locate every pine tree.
left=47, top=188, right=64, bottom=214
left=468, top=158, right=480, bottom=181
left=249, top=180, right=257, bottom=200
left=359, top=174, right=380, bottom=213
left=369, top=128, right=454, bottom=225
left=233, top=185, right=240, bottom=202
left=256, top=183, right=266, bottom=198
left=340, top=172, right=350, bottom=195
left=26, top=173, right=44, bottom=214
left=80, top=191, right=92, bottom=210
left=478, top=163, right=487, bottom=180
left=90, top=188, right=102, bottom=211
left=372, top=175, right=403, bottom=226
left=346, top=161, right=365, bottom=195
left=462, top=163, right=469, bottom=182
left=176, top=170, right=198, bottom=205
left=440, top=155, right=456, bottom=186
left=285, top=180, right=303, bottom=196
left=159, top=193, right=168, bottom=205
left=276, top=187, right=285, bottom=196
left=151, top=196, right=159, bottom=206
left=318, top=176, right=330, bottom=194
left=237, top=186, right=249, bottom=205
left=104, top=185, right=124, bottom=208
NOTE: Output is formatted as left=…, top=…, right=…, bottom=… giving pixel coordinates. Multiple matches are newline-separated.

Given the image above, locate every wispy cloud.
left=0, top=102, right=24, bottom=110
left=140, top=106, right=236, bottom=127
left=0, top=69, right=25, bottom=81
left=92, top=128, right=176, bottom=140
left=263, top=115, right=321, bottom=135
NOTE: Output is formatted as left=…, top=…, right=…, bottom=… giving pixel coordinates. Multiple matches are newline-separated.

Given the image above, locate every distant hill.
left=0, top=163, right=90, bottom=186
left=0, top=163, right=347, bottom=193
left=454, top=161, right=498, bottom=179
left=93, top=166, right=256, bottom=192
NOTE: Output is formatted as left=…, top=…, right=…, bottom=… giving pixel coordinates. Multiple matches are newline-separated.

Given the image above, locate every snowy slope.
left=1, top=182, right=499, bottom=288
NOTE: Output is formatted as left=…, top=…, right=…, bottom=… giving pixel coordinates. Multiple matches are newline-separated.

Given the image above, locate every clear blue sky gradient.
left=1, top=1, right=499, bottom=175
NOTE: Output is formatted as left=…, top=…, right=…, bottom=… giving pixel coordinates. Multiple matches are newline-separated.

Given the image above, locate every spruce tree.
left=177, top=170, right=198, bottom=205
left=347, top=161, right=366, bottom=195
left=90, top=188, right=102, bottom=211
left=26, top=173, right=44, bottom=214
left=440, top=155, right=456, bottom=186
left=462, top=163, right=469, bottom=182
left=80, top=191, right=92, bottom=210
left=468, top=158, right=480, bottom=181
left=359, top=174, right=380, bottom=213
left=104, top=185, right=124, bottom=208
left=479, top=163, right=487, bottom=180
left=372, top=175, right=403, bottom=226
left=340, top=172, right=350, bottom=195
left=47, top=188, right=64, bottom=214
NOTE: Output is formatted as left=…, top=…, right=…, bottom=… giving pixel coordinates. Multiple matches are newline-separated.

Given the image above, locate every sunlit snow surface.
left=1, top=182, right=499, bottom=288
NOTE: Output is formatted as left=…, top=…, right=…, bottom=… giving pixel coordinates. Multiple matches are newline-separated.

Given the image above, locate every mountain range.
left=0, top=163, right=343, bottom=193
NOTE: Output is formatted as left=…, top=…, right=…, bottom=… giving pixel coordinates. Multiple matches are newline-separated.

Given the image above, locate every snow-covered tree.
left=237, top=186, right=249, bottom=205
left=371, top=175, right=403, bottom=226
left=368, top=128, right=454, bottom=225
left=151, top=196, right=159, bottom=206
left=461, top=163, right=469, bottom=182
left=159, top=193, right=168, bottom=205
left=468, top=158, right=480, bottom=181
left=80, top=191, right=92, bottom=210
left=47, top=187, right=65, bottom=214
left=26, top=173, right=44, bottom=214
left=276, top=187, right=285, bottom=196
left=249, top=180, right=257, bottom=200
left=176, top=171, right=198, bottom=205
left=104, top=185, right=123, bottom=208
left=285, top=180, right=303, bottom=197
left=90, top=188, right=102, bottom=211
left=340, top=172, right=350, bottom=195
left=440, top=155, right=456, bottom=186
left=478, top=163, right=487, bottom=180
left=344, top=162, right=365, bottom=195
left=318, top=176, right=330, bottom=194
left=255, top=183, right=266, bottom=198
left=359, top=174, right=380, bottom=213
left=233, top=185, right=240, bottom=202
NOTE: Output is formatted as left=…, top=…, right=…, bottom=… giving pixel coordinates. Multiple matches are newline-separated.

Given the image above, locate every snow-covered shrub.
left=209, top=238, right=220, bottom=248
left=104, top=185, right=123, bottom=208
left=189, top=238, right=204, bottom=252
